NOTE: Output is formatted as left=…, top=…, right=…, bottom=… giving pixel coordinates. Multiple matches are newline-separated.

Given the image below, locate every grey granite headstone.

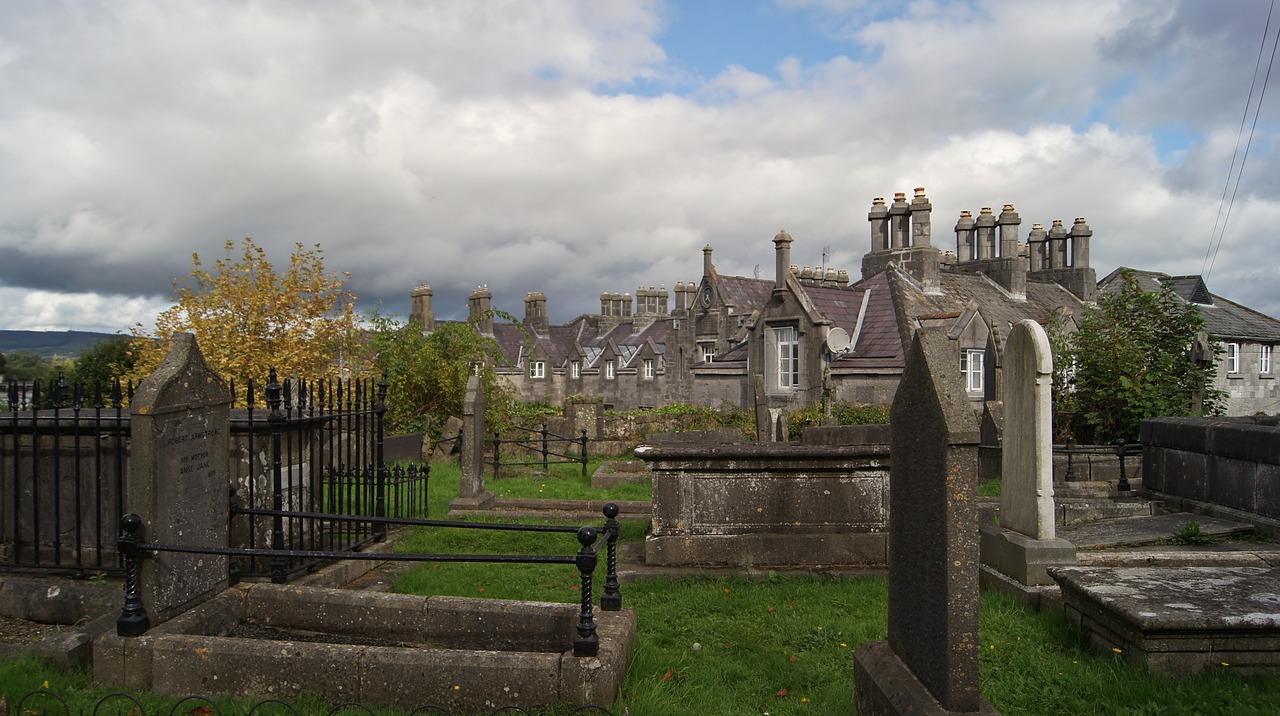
left=128, top=333, right=231, bottom=623
left=752, top=374, right=771, bottom=442
left=854, top=327, right=996, bottom=715
left=980, top=320, right=1075, bottom=587
left=451, top=375, right=494, bottom=510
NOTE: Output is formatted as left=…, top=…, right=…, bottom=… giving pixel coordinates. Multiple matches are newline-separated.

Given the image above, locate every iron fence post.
left=1064, top=437, right=1076, bottom=482
left=542, top=423, right=549, bottom=471
left=374, top=371, right=388, bottom=541
left=116, top=513, right=150, bottom=637
left=493, top=431, right=501, bottom=480
left=267, top=369, right=288, bottom=584
left=601, top=503, right=621, bottom=611
left=573, top=525, right=599, bottom=657
left=581, top=429, right=589, bottom=477
left=1115, top=439, right=1131, bottom=492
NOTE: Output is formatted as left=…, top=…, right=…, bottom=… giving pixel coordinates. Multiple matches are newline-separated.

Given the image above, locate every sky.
left=2, top=0, right=1279, bottom=334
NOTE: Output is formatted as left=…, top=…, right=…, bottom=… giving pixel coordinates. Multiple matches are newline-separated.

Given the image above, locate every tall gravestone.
left=980, top=320, right=1075, bottom=587
left=128, top=333, right=231, bottom=623
left=450, top=374, right=494, bottom=511
left=854, top=327, right=997, bottom=715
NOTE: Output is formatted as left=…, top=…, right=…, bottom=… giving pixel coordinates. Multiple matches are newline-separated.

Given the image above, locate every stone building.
left=409, top=188, right=1105, bottom=412
left=1098, top=269, right=1280, bottom=416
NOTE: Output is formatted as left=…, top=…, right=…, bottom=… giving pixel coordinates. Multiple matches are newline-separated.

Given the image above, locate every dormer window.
left=606, top=360, right=616, bottom=380
left=571, top=360, right=581, bottom=379
left=530, top=361, right=545, bottom=379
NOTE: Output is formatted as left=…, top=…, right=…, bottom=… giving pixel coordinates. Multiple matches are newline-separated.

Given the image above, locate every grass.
left=424, top=457, right=652, bottom=512
left=4, top=461, right=1279, bottom=715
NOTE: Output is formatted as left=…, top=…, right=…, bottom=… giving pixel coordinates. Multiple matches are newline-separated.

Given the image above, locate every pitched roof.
left=1101, top=267, right=1280, bottom=343
left=717, top=275, right=773, bottom=313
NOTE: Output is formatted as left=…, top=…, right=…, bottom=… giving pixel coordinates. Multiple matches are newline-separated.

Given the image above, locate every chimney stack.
left=889, top=193, right=910, bottom=248
left=910, top=187, right=933, bottom=247
left=998, top=204, right=1020, bottom=258
left=869, top=197, right=889, bottom=252
left=773, top=229, right=793, bottom=290
left=468, top=286, right=494, bottom=335
left=955, top=211, right=976, bottom=262
left=409, top=284, right=434, bottom=333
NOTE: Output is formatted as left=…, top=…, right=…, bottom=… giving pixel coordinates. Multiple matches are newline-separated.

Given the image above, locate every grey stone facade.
left=406, top=188, right=1162, bottom=414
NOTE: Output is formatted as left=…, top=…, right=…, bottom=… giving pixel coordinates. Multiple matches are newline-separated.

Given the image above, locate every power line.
left=1204, top=0, right=1278, bottom=280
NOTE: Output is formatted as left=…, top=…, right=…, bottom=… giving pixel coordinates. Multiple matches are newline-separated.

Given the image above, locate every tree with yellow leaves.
left=130, top=238, right=361, bottom=391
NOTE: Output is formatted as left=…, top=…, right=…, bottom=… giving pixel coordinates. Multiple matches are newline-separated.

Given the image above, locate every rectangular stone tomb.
left=95, top=583, right=636, bottom=711
left=1051, top=566, right=1280, bottom=676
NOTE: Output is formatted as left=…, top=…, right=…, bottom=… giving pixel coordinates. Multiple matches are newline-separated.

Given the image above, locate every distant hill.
left=0, top=330, right=124, bottom=360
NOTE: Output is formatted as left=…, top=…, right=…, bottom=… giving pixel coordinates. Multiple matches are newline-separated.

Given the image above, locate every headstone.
left=128, top=333, right=232, bottom=623
left=431, top=415, right=464, bottom=461
left=566, top=396, right=604, bottom=441
left=854, top=327, right=997, bottom=715
left=752, top=374, right=771, bottom=442
left=450, top=375, right=494, bottom=511
left=980, top=320, right=1076, bottom=587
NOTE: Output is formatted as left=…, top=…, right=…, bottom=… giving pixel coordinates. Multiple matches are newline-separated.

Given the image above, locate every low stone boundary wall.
left=1141, top=416, right=1280, bottom=530
left=637, top=438, right=890, bottom=568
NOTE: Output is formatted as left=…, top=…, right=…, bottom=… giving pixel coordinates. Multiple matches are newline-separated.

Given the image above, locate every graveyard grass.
left=1, top=464, right=1278, bottom=714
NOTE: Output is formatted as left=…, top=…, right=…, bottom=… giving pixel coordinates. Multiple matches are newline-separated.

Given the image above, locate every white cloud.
left=0, top=0, right=1278, bottom=335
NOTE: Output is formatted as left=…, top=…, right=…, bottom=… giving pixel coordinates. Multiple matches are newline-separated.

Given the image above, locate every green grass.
left=426, top=456, right=652, bottom=506
left=5, top=462, right=1278, bottom=715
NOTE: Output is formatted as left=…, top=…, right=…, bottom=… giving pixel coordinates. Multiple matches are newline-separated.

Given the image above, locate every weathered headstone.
left=854, top=327, right=996, bottom=715
left=980, top=320, right=1076, bottom=587
left=752, top=374, right=771, bottom=442
left=128, top=333, right=231, bottom=623
left=450, top=375, right=494, bottom=511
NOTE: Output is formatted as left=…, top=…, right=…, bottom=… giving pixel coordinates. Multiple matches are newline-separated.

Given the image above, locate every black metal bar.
left=573, top=526, right=599, bottom=657
left=1115, top=439, right=1131, bottom=492
left=542, top=423, right=549, bottom=471
left=493, top=431, right=501, bottom=479
left=581, top=429, right=589, bottom=477
left=230, top=507, right=582, bottom=533
left=116, top=514, right=150, bottom=636
left=1064, top=437, right=1076, bottom=482
left=267, top=369, right=287, bottom=584
left=135, top=541, right=578, bottom=565
left=601, top=502, right=621, bottom=611
left=374, top=372, right=388, bottom=541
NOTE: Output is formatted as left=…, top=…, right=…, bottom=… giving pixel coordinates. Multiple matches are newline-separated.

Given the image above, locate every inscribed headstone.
left=128, top=333, right=231, bottom=623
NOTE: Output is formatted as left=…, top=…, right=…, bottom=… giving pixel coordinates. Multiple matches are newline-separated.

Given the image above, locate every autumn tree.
left=130, top=238, right=360, bottom=390
left=1060, top=270, right=1223, bottom=443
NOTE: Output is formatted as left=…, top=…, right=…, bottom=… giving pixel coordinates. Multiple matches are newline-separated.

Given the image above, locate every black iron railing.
left=492, top=423, right=589, bottom=478
left=1, top=376, right=130, bottom=576
left=116, top=502, right=624, bottom=657
left=1055, top=437, right=1137, bottom=490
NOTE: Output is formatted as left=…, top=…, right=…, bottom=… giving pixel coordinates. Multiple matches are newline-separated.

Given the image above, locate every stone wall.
left=637, top=431, right=891, bottom=567
left=1142, top=415, right=1280, bottom=529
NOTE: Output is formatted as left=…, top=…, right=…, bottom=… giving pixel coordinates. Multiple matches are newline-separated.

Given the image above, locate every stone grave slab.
left=1051, top=565, right=1280, bottom=675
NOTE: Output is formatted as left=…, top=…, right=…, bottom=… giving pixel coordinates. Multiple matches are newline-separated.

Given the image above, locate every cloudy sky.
left=2, top=0, right=1279, bottom=334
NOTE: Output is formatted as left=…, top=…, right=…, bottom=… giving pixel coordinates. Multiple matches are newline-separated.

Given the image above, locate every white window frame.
left=961, top=348, right=984, bottom=393
left=571, top=360, right=581, bottom=379
left=644, top=358, right=654, bottom=380
left=770, top=325, right=800, bottom=389
left=1261, top=345, right=1272, bottom=375
left=606, top=360, right=615, bottom=380
left=1226, top=342, right=1240, bottom=374
left=530, top=361, right=545, bottom=379
left=701, top=344, right=715, bottom=363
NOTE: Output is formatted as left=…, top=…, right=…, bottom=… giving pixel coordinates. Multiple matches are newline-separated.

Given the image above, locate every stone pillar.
left=910, top=187, right=933, bottom=247
left=600, top=292, right=612, bottom=316
left=1070, top=217, right=1091, bottom=268
left=702, top=244, right=714, bottom=278
left=869, top=197, right=890, bottom=253
left=854, top=327, right=995, bottom=715
left=955, top=211, right=976, bottom=263
left=752, top=374, right=771, bottom=443
left=980, top=320, right=1076, bottom=590
left=975, top=207, right=997, bottom=260
left=468, top=286, right=494, bottom=335
left=410, top=284, right=434, bottom=333
left=998, top=204, right=1020, bottom=259
left=1026, top=223, right=1047, bottom=272
left=451, top=374, right=494, bottom=511
left=889, top=192, right=910, bottom=248
left=1048, top=220, right=1069, bottom=269
left=128, top=333, right=231, bottom=624
left=774, top=230, right=793, bottom=290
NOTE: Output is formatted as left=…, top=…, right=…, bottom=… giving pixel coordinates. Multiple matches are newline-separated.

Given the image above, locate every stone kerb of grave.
left=979, top=320, right=1076, bottom=591
left=854, top=327, right=997, bottom=715
left=128, top=332, right=232, bottom=624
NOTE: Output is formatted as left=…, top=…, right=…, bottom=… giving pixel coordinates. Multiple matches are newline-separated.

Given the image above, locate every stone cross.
left=128, top=333, right=231, bottom=623
left=854, top=327, right=996, bottom=714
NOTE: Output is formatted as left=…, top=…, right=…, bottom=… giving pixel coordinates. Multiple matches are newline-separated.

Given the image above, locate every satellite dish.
left=825, top=327, right=851, bottom=354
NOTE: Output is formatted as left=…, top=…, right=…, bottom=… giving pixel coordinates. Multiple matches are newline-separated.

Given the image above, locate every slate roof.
left=717, top=275, right=773, bottom=313
left=1101, top=267, right=1280, bottom=343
